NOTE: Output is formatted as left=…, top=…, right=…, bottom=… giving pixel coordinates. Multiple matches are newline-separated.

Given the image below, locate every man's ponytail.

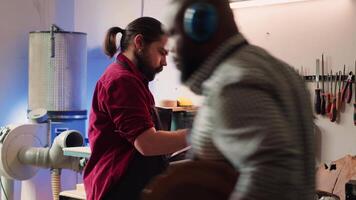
left=103, top=27, right=125, bottom=58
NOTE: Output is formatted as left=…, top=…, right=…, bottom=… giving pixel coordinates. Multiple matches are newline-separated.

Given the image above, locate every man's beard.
left=135, top=50, right=162, bottom=81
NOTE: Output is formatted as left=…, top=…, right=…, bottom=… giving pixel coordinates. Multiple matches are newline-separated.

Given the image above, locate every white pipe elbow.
left=18, top=130, right=84, bottom=172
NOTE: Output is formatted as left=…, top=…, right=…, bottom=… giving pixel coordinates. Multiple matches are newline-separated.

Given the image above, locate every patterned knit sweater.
left=185, top=34, right=315, bottom=200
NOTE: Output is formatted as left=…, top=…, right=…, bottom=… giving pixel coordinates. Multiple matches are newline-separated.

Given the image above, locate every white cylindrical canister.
left=28, top=31, right=87, bottom=118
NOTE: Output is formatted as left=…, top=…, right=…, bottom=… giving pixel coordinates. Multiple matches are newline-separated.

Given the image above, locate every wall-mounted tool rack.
left=303, top=75, right=355, bottom=82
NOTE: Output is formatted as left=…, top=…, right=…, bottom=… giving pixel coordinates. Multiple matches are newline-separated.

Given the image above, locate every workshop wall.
left=234, top=0, right=356, bottom=164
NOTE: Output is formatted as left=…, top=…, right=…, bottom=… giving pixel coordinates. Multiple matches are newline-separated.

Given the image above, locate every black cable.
left=0, top=178, right=9, bottom=200
left=141, top=0, right=144, bottom=17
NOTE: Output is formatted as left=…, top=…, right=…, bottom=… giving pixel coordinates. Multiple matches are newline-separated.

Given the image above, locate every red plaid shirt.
left=83, top=54, right=155, bottom=200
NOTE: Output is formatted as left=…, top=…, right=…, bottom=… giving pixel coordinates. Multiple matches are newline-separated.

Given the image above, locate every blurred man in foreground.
left=159, top=0, right=315, bottom=199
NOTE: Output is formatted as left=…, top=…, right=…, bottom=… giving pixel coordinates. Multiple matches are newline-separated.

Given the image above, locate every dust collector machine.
left=0, top=25, right=87, bottom=200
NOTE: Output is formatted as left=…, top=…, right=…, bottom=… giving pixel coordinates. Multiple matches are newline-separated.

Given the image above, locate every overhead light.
left=229, top=0, right=309, bottom=9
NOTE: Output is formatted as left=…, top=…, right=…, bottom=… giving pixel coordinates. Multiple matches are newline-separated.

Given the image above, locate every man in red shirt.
left=83, top=17, right=188, bottom=200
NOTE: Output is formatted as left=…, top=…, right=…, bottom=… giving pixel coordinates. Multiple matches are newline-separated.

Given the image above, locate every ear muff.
left=183, top=2, right=218, bottom=42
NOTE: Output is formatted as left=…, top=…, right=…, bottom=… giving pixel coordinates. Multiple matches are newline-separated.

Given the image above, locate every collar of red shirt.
left=116, top=53, right=149, bottom=84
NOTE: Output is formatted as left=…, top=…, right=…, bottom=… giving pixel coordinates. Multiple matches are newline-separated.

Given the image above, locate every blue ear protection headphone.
left=183, top=2, right=218, bottom=42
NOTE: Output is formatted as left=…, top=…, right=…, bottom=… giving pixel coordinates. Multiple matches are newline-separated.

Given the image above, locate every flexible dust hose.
left=51, top=169, right=61, bottom=200
left=17, top=130, right=84, bottom=172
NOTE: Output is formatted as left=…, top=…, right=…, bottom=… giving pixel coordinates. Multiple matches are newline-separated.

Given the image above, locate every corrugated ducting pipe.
left=51, top=168, right=61, bottom=200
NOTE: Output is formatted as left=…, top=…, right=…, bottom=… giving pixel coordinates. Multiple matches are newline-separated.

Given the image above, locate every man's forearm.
left=134, top=128, right=189, bottom=156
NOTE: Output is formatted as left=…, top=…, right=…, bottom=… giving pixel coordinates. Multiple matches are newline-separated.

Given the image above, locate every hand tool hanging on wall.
left=315, top=59, right=321, bottom=114
left=336, top=71, right=342, bottom=121
left=337, top=71, right=342, bottom=111
left=342, top=71, right=353, bottom=104
left=341, top=65, right=346, bottom=103
left=339, top=65, right=346, bottom=113
left=329, top=71, right=334, bottom=121
left=330, top=71, right=337, bottom=122
left=321, top=55, right=326, bottom=115
left=326, top=73, right=332, bottom=114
